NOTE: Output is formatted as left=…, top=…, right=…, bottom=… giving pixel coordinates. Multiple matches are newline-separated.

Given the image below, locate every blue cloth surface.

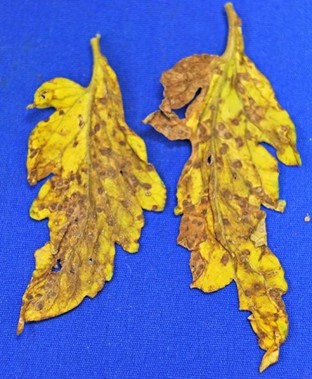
left=0, top=1, right=311, bottom=378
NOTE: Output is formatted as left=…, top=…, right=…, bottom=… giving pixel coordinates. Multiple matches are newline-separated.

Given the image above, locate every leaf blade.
left=145, top=3, right=300, bottom=371
left=18, top=36, right=166, bottom=334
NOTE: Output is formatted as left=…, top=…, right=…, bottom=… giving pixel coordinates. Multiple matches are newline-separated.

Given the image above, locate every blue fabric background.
left=0, top=1, right=311, bottom=378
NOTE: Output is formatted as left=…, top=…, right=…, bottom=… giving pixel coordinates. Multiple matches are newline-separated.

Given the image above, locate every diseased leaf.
left=18, top=35, right=166, bottom=334
left=144, top=3, right=300, bottom=372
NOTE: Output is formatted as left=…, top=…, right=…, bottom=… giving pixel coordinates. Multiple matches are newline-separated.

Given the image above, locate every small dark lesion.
left=52, top=259, right=62, bottom=272
left=221, top=253, right=229, bottom=265
left=36, top=302, right=44, bottom=311
left=78, top=114, right=85, bottom=128
left=253, top=283, right=262, bottom=291
left=40, top=91, right=47, bottom=99
left=94, top=123, right=100, bottom=133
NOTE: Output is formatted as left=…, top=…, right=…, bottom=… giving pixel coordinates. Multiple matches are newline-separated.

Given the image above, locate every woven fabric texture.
left=0, top=1, right=311, bottom=378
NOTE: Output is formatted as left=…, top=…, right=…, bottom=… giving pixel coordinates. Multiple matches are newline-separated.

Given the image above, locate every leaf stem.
left=90, top=34, right=103, bottom=85
left=223, top=3, right=242, bottom=60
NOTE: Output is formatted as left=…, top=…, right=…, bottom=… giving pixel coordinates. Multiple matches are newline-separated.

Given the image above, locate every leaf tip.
left=259, top=347, right=279, bottom=373
left=224, top=2, right=236, bottom=19
left=224, top=2, right=234, bottom=11
left=142, top=114, right=150, bottom=125
left=91, top=34, right=102, bottom=58
left=277, top=200, right=286, bottom=213
left=16, top=316, right=25, bottom=335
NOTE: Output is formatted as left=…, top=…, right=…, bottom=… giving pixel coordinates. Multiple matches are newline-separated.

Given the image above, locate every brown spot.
left=221, top=253, right=229, bottom=265
left=183, top=199, right=190, bottom=207
left=129, top=175, right=139, bottom=187
left=215, top=157, right=223, bottom=166
left=239, top=199, right=248, bottom=208
left=78, top=114, right=85, bottom=127
left=254, top=283, right=262, bottom=291
left=121, top=199, right=129, bottom=208
left=55, top=179, right=63, bottom=188
left=269, top=289, right=280, bottom=299
left=248, top=226, right=254, bottom=234
left=255, top=211, right=263, bottom=220
left=222, top=189, right=232, bottom=199
left=142, top=183, right=152, bottom=190
left=136, top=214, right=144, bottom=221
left=258, top=331, right=266, bottom=340
left=36, top=302, right=44, bottom=311
left=219, top=143, right=229, bottom=155
left=232, top=160, right=242, bottom=169
left=245, top=106, right=263, bottom=124
left=241, top=249, right=250, bottom=259
left=244, top=289, right=252, bottom=297
left=193, top=160, right=201, bottom=169
left=94, top=123, right=100, bottom=133
left=119, top=140, right=126, bottom=146
left=49, top=203, right=57, bottom=212
left=98, top=97, right=107, bottom=104
left=67, top=207, right=74, bottom=215
left=59, top=109, right=65, bottom=115
left=152, top=205, right=158, bottom=210
left=235, top=137, right=244, bottom=148
left=216, top=122, right=225, bottom=131
left=224, top=132, right=233, bottom=139
left=245, top=130, right=252, bottom=140
left=231, top=118, right=239, bottom=126
left=73, top=140, right=79, bottom=147
left=99, top=147, right=112, bottom=156
left=222, top=218, right=230, bottom=225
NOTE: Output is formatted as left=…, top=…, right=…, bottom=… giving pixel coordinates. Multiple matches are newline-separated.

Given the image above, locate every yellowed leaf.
left=144, top=3, right=300, bottom=372
left=18, top=35, right=166, bottom=334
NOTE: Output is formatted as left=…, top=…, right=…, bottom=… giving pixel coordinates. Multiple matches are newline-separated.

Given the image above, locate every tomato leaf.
left=144, top=3, right=300, bottom=372
left=18, top=35, right=166, bottom=334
